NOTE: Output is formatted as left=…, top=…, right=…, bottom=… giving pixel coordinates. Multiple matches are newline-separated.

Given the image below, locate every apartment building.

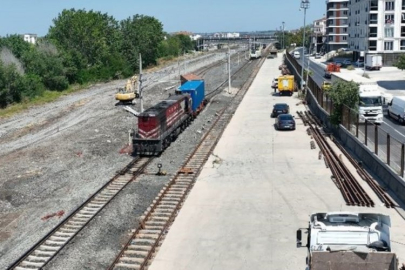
left=348, top=0, right=405, bottom=65
left=312, top=17, right=327, bottom=53
left=326, top=0, right=349, bottom=52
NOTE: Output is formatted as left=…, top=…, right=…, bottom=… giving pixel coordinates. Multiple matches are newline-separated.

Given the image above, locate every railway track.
left=8, top=157, right=153, bottom=270
left=298, top=111, right=375, bottom=207
left=7, top=48, right=264, bottom=270
left=109, top=56, right=266, bottom=270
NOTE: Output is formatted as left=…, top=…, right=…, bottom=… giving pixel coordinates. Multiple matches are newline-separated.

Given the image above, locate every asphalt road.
left=295, top=55, right=405, bottom=173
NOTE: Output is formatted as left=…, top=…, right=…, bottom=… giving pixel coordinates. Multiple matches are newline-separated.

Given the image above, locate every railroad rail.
left=298, top=111, right=375, bottom=207
left=332, top=137, right=396, bottom=208
left=8, top=157, right=153, bottom=270
left=302, top=111, right=396, bottom=208
left=109, top=56, right=266, bottom=270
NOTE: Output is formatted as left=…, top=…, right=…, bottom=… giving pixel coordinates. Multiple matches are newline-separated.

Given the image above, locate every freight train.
left=133, top=79, right=206, bottom=156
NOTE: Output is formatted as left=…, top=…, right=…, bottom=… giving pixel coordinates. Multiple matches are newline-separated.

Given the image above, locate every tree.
left=328, top=80, right=359, bottom=124
left=120, top=15, right=164, bottom=69
left=394, top=54, right=405, bottom=70
left=0, top=35, right=32, bottom=59
left=48, top=9, right=125, bottom=82
left=175, top=34, right=193, bottom=53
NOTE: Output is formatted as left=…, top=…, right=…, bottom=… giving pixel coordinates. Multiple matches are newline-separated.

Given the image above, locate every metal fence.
left=341, top=105, right=405, bottom=176
left=285, top=51, right=405, bottom=177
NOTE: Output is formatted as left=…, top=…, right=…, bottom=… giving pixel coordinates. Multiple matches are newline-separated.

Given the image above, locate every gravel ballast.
left=0, top=48, right=267, bottom=269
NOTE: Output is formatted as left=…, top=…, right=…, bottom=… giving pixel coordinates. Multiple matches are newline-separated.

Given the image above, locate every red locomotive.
left=133, top=79, right=205, bottom=156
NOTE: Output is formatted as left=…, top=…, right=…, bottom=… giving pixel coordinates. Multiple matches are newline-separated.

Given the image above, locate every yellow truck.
left=277, top=75, right=296, bottom=96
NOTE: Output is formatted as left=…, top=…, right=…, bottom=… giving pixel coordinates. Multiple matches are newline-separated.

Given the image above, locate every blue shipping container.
left=178, top=80, right=205, bottom=112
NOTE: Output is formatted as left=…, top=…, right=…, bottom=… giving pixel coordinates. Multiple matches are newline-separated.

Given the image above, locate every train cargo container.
left=177, top=80, right=205, bottom=113
left=180, top=73, right=202, bottom=85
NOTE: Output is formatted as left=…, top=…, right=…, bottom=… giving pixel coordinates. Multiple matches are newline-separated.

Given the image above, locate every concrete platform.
left=149, top=58, right=405, bottom=270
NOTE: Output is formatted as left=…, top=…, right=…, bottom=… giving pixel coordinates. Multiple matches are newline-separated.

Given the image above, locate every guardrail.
left=342, top=105, right=405, bottom=177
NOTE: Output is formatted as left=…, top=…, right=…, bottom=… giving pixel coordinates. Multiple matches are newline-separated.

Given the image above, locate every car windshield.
left=279, top=115, right=293, bottom=120
left=274, top=104, right=287, bottom=109
left=359, top=96, right=382, bottom=107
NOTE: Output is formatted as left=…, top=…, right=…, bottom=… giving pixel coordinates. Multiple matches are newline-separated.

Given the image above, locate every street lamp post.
left=282, top=21, right=285, bottom=50
left=300, top=0, right=310, bottom=89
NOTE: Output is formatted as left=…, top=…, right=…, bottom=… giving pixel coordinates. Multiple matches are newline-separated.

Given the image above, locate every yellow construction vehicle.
left=115, top=76, right=139, bottom=103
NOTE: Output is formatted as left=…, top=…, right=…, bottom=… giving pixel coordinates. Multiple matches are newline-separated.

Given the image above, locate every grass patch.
left=0, top=82, right=91, bottom=119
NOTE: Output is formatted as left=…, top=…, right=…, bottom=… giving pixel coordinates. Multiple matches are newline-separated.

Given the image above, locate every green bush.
left=20, top=74, right=45, bottom=98
left=346, top=65, right=355, bottom=70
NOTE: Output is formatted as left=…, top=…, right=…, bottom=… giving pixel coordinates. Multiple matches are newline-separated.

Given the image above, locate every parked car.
left=334, top=61, right=343, bottom=67
left=315, top=53, right=321, bottom=59
left=275, top=114, right=296, bottom=130
left=342, top=59, right=352, bottom=66
left=321, top=81, right=332, bottom=91
left=271, top=103, right=289, bottom=118
left=354, top=59, right=364, bottom=67
left=294, top=51, right=301, bottom=59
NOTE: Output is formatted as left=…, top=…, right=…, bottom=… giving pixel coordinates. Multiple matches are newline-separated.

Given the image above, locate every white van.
left=387, top=96, right=405, bottom=124
left=294, top=51, right=300, bottom=59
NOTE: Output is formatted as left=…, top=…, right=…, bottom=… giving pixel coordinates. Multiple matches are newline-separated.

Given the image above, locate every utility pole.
left=228, top=47, right=231, bottom=94
left=300, top=0, right=310, bottom=90
left=282, top=21, right=285, bottom=50
left=139, top=53, right=144, bottom=113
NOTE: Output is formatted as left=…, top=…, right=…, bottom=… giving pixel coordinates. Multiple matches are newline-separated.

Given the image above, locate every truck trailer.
left=365, top=54, right=382, bottom=71
left=331, top=72, right=383, bottom=124
left=297, top=212, right=398, bottom=270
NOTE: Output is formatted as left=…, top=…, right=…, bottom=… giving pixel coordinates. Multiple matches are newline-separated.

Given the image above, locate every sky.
left=0, top=0, right=325, bottom=36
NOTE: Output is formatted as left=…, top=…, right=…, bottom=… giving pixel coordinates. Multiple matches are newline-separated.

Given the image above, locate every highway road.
left=294, top=55, right=405, bottom=173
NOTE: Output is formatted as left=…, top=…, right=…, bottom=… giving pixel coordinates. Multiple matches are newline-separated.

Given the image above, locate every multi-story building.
left=326, top=0, right=349, bottom=52
left=348, top=0, right=405, bottom=65
left=312, top=17, right=327, bottom=53
left=22, top=34, right=37, bottom=44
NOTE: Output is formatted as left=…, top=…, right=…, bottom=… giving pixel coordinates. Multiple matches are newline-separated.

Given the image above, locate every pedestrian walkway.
left=148, top=57, right=405, bottom=270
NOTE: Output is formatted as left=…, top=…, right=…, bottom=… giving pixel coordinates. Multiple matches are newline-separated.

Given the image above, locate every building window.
left=343, top=28, right=347, bottom=33
left=403, top=0, right=405, bottom=10
left=385, top=14, right=395, bottom=24
left=369, top=27, right=378, bottom=37
left=385, top=1, right=395, bottom=10
left=385, top=27, right=394, bottom=37
left=370, top=14, right=378, bottom=24
left=369, top=40, right=377, bottom=51
left=370, top=0, right=378, bottom=11
left=384, top=41, right=394, bottom=50
left=401, top=40, right=405, bottom=50
left=343, top=36, right=347, bottom=41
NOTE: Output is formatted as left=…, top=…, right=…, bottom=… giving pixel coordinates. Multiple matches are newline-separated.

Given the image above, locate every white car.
left=294, top=51, right=301, bottom=59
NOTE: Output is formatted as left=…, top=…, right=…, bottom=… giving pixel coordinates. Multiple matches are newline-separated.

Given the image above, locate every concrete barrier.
left=284, top=53, right=405, bottom=207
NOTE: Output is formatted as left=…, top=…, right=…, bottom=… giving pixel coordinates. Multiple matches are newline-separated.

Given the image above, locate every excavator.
left=115, top=75, right=139, bottom=104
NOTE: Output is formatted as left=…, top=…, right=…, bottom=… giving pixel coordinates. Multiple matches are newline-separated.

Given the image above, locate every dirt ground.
left=0, top=48, right=262, bottom=269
